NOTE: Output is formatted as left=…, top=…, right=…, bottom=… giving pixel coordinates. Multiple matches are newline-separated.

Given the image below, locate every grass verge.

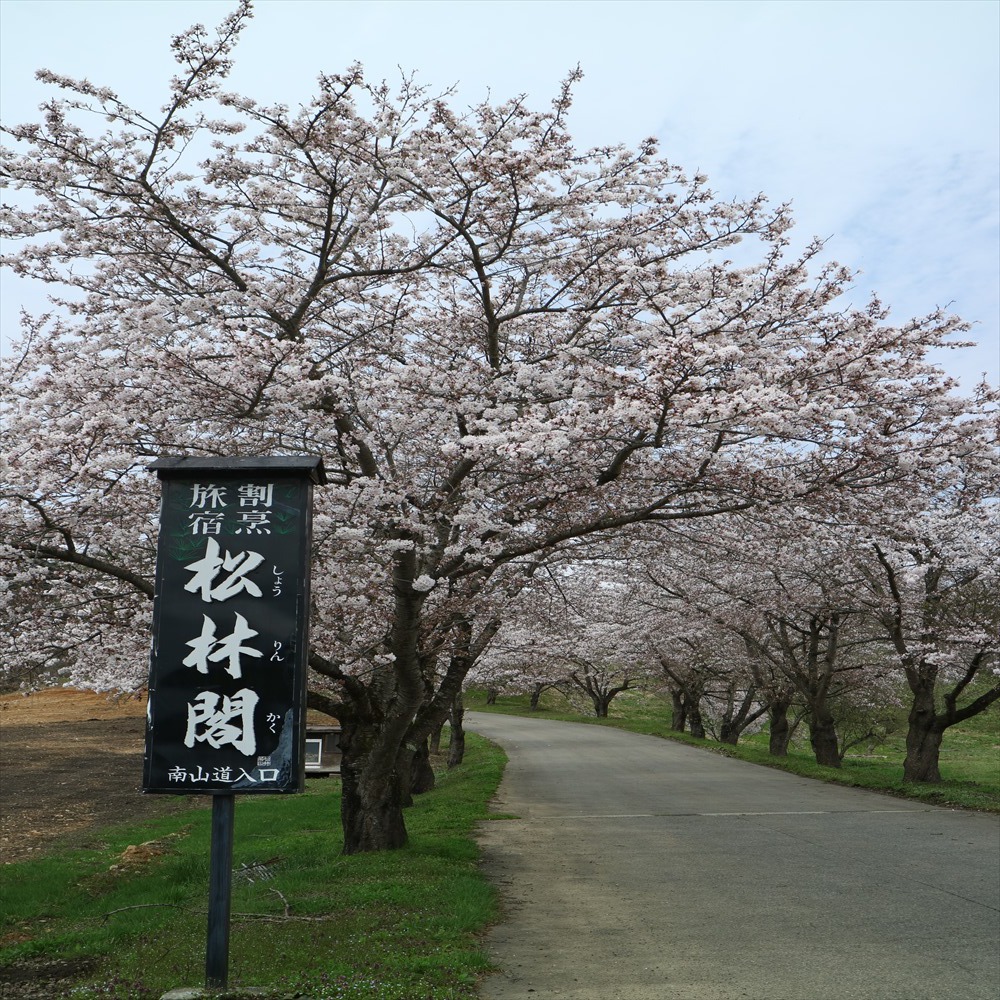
left=0, top=733, right=507, bottom=1000
left=466, top=689, right=1000, bottom=813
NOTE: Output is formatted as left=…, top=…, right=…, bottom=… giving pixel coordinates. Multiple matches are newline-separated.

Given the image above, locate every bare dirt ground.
left=0, top=688, right=210, bottom=867
left=2, top=690, right=340, bottom=997
left=1, top=690, right=220, bottom=997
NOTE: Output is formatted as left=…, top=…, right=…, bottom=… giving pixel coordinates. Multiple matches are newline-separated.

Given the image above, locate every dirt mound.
left=0, top=689, right=204, bottom=865
left=1, top=688, right=337, bottom=865
left=0, top=687, right=147, bottom=725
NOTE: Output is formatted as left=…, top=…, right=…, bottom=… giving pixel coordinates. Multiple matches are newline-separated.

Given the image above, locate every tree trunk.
left=904, top=723, right=945, bottom=783
left=339, top=718, right=408, bottom=854
left=429, top=719, right=444, bottom=754
left=686, top=696, right=706, bottom=739
left=338, top=555, right=428, bottom=851
left=670, top=689, right=686, bottom=732
left=768, top=700, right=792, bottom=757
left=717, top=685, right=766, bottom=747
left=808, top=709, right=841, bottom=767
left=719, top=719, right=739, bottom=746
left=903, top=683, right=944, bottom=782
left=448, top=692, right=466, bottom=769
left=395, top=743, right=415, bottom=808
left=485, top=687, right=498, bottom=706
left=530, top=683, right=543, bottom=711
left=408, top=739, right=435, bottom=795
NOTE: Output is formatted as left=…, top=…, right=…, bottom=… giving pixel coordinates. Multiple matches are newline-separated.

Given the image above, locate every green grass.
left=0, top=733, right=507, bottom=999
left=466, top=687, right=1000, bottom=813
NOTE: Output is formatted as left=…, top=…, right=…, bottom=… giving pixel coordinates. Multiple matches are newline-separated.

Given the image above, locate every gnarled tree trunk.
left=405, top=739, right=436, bottom=797
left=670, top=689, right=687, bottom=732
left=717, top=684, right=767, bottom=746
left=686, top=694, right=706, bottom=739
left=339, top=554, right=428, bottom=852
left=530, top=683, right=545, bottom=710
left=339, top=717, right=408, bottom=854
left=768, top=698, right=792, bottom=756
left=808, top=706, right=841, bottom=767
left=448, top=691, right=466, bottom=769
left=903, top=679, right=944, bottom=782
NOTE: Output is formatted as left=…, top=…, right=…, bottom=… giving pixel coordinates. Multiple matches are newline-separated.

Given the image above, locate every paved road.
left=469, top=713, right=1000, bottom=1000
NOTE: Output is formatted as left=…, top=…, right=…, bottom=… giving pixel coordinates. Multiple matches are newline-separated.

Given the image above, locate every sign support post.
left=143, top=455, right=325, bottom=992
left=206, top=793, right=236, bottom=989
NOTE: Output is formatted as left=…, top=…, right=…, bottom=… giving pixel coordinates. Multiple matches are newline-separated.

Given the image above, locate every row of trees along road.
left=2, top=3, right=997, bottom=851
left=472, top=459, right=999, bottom=782
left=640, top=469, right=1000, bottom=779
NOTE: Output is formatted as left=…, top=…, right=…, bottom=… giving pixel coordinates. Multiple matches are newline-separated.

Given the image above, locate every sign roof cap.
left=149, top=455, right=327, bottom=485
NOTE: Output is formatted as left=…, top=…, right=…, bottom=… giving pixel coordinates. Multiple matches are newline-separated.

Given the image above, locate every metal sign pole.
left=206, top=793, right=236, bottom=989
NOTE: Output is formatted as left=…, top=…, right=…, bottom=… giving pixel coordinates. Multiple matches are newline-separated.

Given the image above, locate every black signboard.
left=143, top=457, right=325, bottom=795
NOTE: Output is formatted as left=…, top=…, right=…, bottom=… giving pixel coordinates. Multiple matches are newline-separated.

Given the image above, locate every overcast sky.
left=1, top=0, right=997, bottom=387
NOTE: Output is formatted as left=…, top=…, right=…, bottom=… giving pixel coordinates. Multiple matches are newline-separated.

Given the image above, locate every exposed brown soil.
left=0, top=689, right=210, bottom=865
left=1, top=690, right=339, bottom=997
left=0, top=691, right=213, bottom=996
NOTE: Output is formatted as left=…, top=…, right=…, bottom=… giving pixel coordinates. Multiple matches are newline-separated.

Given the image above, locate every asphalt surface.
left=468, top=713, right=1000, bottom=1000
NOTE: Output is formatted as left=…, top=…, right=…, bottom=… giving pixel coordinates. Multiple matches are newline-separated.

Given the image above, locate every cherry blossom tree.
left=675, top=632, right=771, bottom=746
left=468, top=621, right=571, bottom=711
left=854, top=463, right=1000, bottom=782
left=641, top=519, right=906, bottom=766
left=482, top=565, right=655, bottom=717
left=648, top=630, right=715, bottom=739
left=640, top=439, right=999, bottom=772
left=1, top=3, right=988, bottom=850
